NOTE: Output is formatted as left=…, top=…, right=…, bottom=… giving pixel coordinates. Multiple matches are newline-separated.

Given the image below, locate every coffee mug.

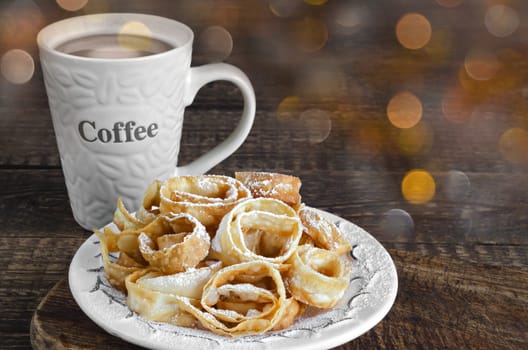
left=37, top=13, right=256, bottom=230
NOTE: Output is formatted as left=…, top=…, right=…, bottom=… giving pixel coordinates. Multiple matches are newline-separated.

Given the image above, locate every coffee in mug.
left=55, top=33, right=174, bottom=59
left=37, top=13, right=256, bottom=230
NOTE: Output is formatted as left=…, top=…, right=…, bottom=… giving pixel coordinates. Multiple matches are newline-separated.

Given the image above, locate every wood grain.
left=30, top=279, right=144, bottom=350
left=2, top=84, right=527, bottom=174
left=2, top=0, right=528, bottom=349
left=1, top=169, right=526, bottom=349
left=30, top=251, right=528, bottom=350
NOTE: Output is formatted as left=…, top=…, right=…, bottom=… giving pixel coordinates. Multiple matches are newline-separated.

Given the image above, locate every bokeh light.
left=1, top=49, right=35, bottom=84
left=197, top=26, right=234, bottom=62
left=402, top=169, right=436, bottom=204
left=293, top=17, right=328, bottom=52
left=304, top=0, right=328, bottom=5
left=269, top=0, right=302, bottom=18
left=81, top=0, right=110, bottom=14
left=56, top=0, right=89, bottom=12
left=0, top=2, right=45, bottom=49
left=118, top=21, right=152, bottom=52
left=459, top=209, right=473, bottom=236
left=464, top=49, right=500, bottom=81
left=334, top=3, right=368, bottom=32
left=396, top=13, right=432, bottom=50
left=499, top=128, right=528, bottom=164
left=207, top=2, right=240, bottom=31
left=387, top=91, right=423, bottom=129
left=299, top=109, right=332, bottom=144
left=398, top=122, right=434, bottom=156
left=276, top=96, right=302, bottom=120
left=485, top=5, right=519, bottom=38
left=444, top=170, right=471, bottom=201
left=379, top=209, right=415, bottom=240
left=435, top=0, right=463, bottom=8
left=459, top=49, right=521, bottom=98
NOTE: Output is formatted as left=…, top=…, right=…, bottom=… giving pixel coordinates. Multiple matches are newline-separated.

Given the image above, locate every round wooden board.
left=30, top=278, right=144, bottom=350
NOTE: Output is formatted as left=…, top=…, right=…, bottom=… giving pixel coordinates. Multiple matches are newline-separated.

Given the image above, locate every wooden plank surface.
left=29, top=251, right=528, bottom=350
left=1, top=169, right=527, bottom=349
left=2, top=81, right=527, bottom=173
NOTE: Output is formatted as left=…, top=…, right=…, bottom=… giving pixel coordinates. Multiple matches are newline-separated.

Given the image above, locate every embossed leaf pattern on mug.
left=42, top=50, right=190, bottom=229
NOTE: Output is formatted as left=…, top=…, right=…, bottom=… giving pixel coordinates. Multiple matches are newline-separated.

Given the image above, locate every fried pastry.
left=298, top=206, right=351, bottom=255
left=285, top=245, right=351, bottom=309
left=159, top=175, right=252, bottom=232
left=235, top=171, right=302, bottom=209
left=211, top=198, right=303, bottom=265
left=95, top=229, right=147, bottom=292
left=95, top=172, right=355, bottom=337
left=101, top=213, right=173, bottom=255
left=126, top=269, right=201, bottom=327
left=133, top=260, right=222, bottom=298
left=113, top=180, right=162, bottom=231
left=175, top=261, right=287, bottom=336
left=272, top=297, right=306, bottom=331
left=139, top=214, right=210, bottom=274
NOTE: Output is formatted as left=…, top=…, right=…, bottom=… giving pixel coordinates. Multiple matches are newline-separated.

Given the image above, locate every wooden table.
left=2, top=1, right=527, bottom=349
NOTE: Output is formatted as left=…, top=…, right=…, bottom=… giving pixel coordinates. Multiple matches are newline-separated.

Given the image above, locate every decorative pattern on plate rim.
left=75, top=211, right=397, bottom=350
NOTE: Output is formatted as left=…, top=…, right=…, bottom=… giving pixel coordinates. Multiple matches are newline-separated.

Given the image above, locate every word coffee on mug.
left=38, top=13, right=255, bottom=230
left=78, top=120, right=159, bottom=143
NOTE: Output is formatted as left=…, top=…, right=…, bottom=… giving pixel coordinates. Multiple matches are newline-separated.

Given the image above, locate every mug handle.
left=175, top=63, right=256, bottom=176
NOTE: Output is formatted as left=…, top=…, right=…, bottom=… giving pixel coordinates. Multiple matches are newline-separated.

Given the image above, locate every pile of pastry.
left=96, top=172, right=352, bottom=337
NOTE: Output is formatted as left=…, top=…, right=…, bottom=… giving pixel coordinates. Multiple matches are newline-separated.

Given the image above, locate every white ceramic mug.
left=37, top=13, right=255, bottom=230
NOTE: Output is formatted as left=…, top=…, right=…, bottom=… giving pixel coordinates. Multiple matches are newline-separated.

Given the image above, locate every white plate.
left=69, top=209, right=398, bottom=350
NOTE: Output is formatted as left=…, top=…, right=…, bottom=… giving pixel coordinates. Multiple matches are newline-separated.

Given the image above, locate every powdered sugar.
left=69, top=209, right=397, bottom=350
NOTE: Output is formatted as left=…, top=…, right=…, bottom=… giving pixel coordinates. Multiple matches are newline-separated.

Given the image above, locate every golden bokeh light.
left=464, top=49, right=500, bottom=81
left=198, top=26, right=233, bottom=62
left=387, top=91, right=423, bottom=129
left=208, top=3, right=240, bottom=31
left=435, top=0, right=463, bottom=8
left=276, top=96, right=302, bottom=120
left=485, top=5, right=519, bottom=38
left=299, top=109, right=332, bottom=144
left=293, top=17, right=328, bottom=53
left=402, top=169, right=436, bottom=204
left=0, top=4, right=45, bottom=49
left=81, top=0, right=110, bottom=14
left=499, top=128, right=528, bottom=164
left=304, top=0, right=328, bottom=5
left=458, top=49, right=520, bottom=99
left=118, top=21, right=153, bottom=52
left=398, top=122, right=434, bottom=156
left=1, top=49, right=35, bottom=84
left=269, top=0, right=302, bottom=18
left=396, top=13, right=432, bottom=50
left=56, top=0, right=89, bottom=12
